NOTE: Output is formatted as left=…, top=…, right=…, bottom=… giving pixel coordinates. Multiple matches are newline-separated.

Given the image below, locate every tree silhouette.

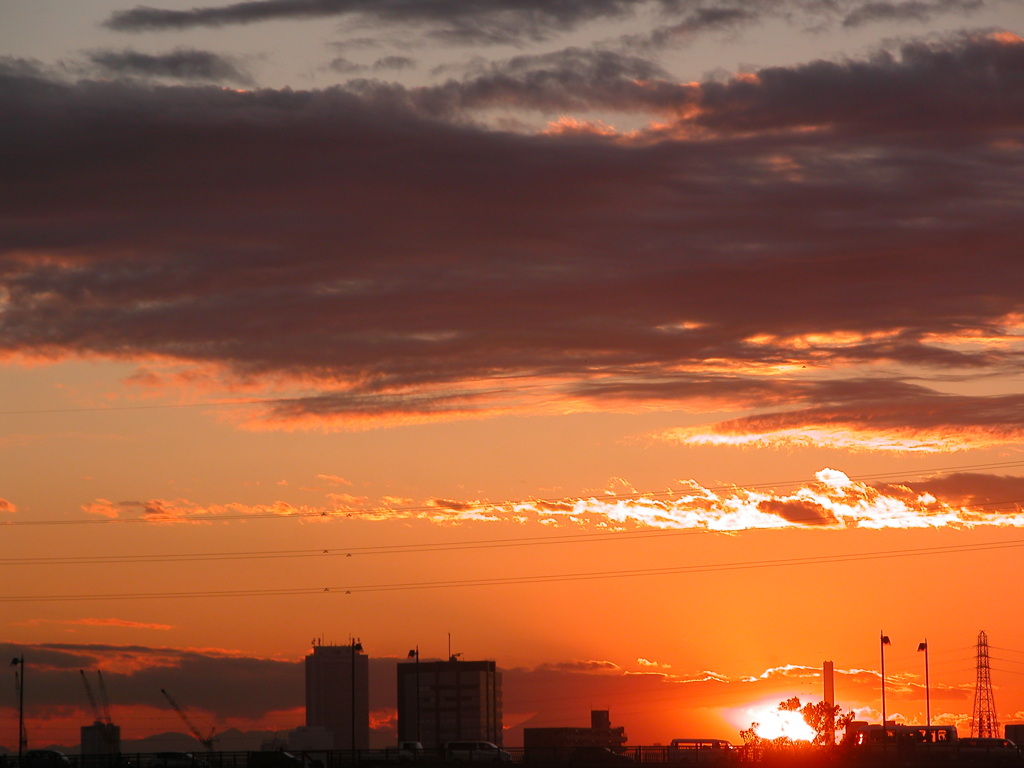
left=778, top=696, right=855, bottom=746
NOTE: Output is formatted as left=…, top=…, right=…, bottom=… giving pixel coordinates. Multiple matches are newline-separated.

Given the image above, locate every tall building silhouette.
left=305, top=641, right=369, bottom=750
left=80, top=721, right=120, bottom=756
left=397, top=657, right=502, bottom=748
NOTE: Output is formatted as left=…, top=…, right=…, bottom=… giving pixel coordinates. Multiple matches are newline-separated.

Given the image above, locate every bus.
left=853, top=725, right=958, bottom=761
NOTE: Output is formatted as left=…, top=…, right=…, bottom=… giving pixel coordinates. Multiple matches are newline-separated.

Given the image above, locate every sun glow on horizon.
left=731, top=700, right=816, bottom=742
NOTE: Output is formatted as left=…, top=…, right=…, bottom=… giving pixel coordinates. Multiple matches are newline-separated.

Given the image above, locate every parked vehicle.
left=396, top=743, right=425, bottom=762
left=248, top=752, right=304, bottom=768
left=443, top=742, right=511, bottom=763
left=568, top=747, right=634, bottom=765
left=957, top=737, right=1019, bottom=765
left=24, top=751, right=72, bottom=768
left=146, top=753, right=208, bottom=768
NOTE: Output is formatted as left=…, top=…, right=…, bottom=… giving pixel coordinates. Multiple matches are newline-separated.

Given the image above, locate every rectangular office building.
left=398, top=658, right=502, bottom=748
left=305, top=642, right=370, bottom=750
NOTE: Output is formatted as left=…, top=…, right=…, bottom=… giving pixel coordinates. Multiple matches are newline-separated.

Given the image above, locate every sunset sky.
left=3, top=0, right=1024, bottom=754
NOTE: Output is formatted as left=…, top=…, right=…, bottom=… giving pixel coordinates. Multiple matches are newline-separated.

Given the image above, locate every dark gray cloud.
left=373, top=55, right=416, bottom=72
left=352, top=32, right=1024, bottom=133
left=0, top=642, right=412, bottom=721
left=0, top=642, right=302, bottom=718
left=843, top=0, right=985, bottom=28
left=104, top=0, right=661, bottom=41
left=354, top=47, right=673, bottom=118
left=694, top=390, right=1024, bottom=441
left=329, top=56, right=369, bottom=74
left=100, top=0, right=1005, bottom=47
left=2, top=33, right=1023, bottom=429
left=618, top=6, right=760, bottom=51
left=88, top=48, right=253, bottom=84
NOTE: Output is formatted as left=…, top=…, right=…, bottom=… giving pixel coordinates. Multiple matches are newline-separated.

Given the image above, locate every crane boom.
left=80, top=670, right=103, bottom=724
left=96, top=669, right=114, bottom=726
left=160, top=689, right=216, bottom=753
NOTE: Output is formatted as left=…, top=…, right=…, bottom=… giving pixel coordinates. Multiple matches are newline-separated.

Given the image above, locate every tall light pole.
left=407, top=647, right=420, bottom=744
left=351, top=638, right=363, bottom=761
left=880, top=632, right=891, bottom=727
left=919, top=640, right=930, bottom=726
left=11, top=656, right=25, bottom=760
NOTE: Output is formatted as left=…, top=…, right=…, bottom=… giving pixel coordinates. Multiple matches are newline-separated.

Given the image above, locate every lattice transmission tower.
left=971, top=630, right=1000, bottom=737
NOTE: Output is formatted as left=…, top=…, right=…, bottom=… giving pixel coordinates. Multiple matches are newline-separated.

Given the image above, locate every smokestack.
left=824, top=660, right=836, bottom=746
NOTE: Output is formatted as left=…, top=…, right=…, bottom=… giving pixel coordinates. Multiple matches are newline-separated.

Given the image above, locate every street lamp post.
left=11, top=655, right=25, bottom=760
left=351, top=638, right=363, bottom=762
left=919, top=640, right=931, bottom=726
left=880, top=632, right=890, bottom=727
left=407, top=647, right=420, bottom=744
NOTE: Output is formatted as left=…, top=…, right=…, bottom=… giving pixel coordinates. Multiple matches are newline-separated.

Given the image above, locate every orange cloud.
left=316, top=474, right=353, bottom=486
left=334, top=468, right=1024, bottom=531
left=74, top=468, right=1024, bottom=533
left=11, top=617, right=174, bottom=631
left=82, top=497, right=329, bottom=523
left=72, top=617, right=174, bottom=630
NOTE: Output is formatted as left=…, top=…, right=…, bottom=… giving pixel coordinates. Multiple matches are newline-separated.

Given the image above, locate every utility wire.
left=3, top=536, right=1024, bottom=603
left=0, top=527, right=711, bottom=565
left=5, top=499, right=1024, bottom=566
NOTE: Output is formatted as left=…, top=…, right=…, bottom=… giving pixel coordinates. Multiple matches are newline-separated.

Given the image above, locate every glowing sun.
left=732, top=700, right=816, bottom=742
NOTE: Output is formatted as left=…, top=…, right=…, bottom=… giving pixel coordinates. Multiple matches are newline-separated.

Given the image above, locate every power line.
left=0, top=527, right=711, bottom=566
left=6, top=496, right=1024, bottom=567
left=3, top=536, right=1024, bottom=603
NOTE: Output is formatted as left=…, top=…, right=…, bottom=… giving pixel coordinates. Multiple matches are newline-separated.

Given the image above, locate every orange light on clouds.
left=663, top=426, right=1011, bottom=453
left=69, top=467, right=1024, bottom=531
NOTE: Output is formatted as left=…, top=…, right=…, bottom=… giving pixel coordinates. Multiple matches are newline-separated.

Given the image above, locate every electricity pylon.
left=971, top=630, right=1000, bottom=738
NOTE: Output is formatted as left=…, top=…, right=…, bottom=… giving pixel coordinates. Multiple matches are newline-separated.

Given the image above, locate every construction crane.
left=160, top=688, right=216, bottom=753
left=80, top=670, right=104, bottom=725
left=80, top=670, right=117, bottom=752
left=96, top=670, right=115, bottom=730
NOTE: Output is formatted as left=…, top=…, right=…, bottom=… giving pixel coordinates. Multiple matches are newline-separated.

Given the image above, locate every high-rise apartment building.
left=397, top=658, right=502, bottom=749
left=305, top=641, right=370, bottom=751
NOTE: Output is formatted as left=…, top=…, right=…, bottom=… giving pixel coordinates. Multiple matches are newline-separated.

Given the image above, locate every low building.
left=524, top=710, right=627, bottom=761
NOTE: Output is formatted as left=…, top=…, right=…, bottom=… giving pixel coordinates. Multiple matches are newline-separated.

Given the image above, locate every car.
left=147, top=753, right=208, bottom=768
left=397, top=743, right=425, bottom=762
left=957, top=738, right=1019, bottom=764
left=248, top=752, right=304, bottom=768
left=443, top=742, right=511, bottom=764
left=24, top=751, right=72, bottom=768
left=568, top=747, right=634, bottom=765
